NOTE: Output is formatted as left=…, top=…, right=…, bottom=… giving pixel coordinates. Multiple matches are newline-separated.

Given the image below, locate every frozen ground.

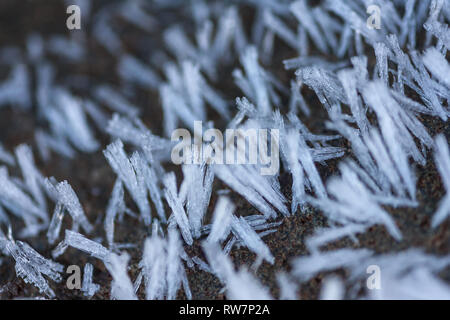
left=0, top=0, right=449, bottom=300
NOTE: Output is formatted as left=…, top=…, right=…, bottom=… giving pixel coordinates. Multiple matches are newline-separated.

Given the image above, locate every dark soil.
left=0, top=0, right=448, bottom=300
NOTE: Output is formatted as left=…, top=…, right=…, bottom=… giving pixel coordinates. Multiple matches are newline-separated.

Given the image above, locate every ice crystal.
left=1, top=229, right=63, bottom=298
left=106, top=253, right=137, bottom=300
left=139, top=228, right=191, bottom=300
left=58, top=230, right=110, bottom=261
left=0, top=0, right=449, bottom=301
left=81, top=263, right=100, bottom=298
left=203, top=242, right=272, bottom=300
left=46, top=180, right=93, bottom=243
left=432, top=135, right=450, bottom=228
left=104, top=140, right=151, bottom=225
left=0, top=64, right=31, bottom=110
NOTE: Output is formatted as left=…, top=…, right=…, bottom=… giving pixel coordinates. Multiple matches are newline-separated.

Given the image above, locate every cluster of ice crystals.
left=234, top=46, right=276, bottom=115
left=285, top=129, right=327, bottom=212
left=0, top=167, right=47, bottom=237
left=1, top=229, right=63, bottom=298
left=291, top=248, right=374, bottom=282
left=181, top=162, right=214, bottom=239
left=203, top=242, right=272, bottom=300
left=57, top=230, right=110, bottom=261
left=214, top=164, right=287, bottom=219
left=94, top=85, right=139, bottom=118
left=290, top=245, right=450, bottom=299
left=46, top=180, right=93, bottom=244
left=319, top=276, right=345, bottom=300
left=104, top=140, right=152, bottom=225
left=363, top=249, right=450, bottom=299
left=0, top=0, right=448, bottom=300
left=81, top=263, right=100, bottom=298
left=163, top=172, right=193, bottom=245
left=312, top=160, right=403, bottom=241
left=206, top=196, right=234, bottom=244
left=0, top=143, right=14, bottom=166
left=104, top=180, right=126, bottom=248
left=118, top=55, right=160, bottom=90
left=0, top=64, right=31, bottom=110
left=160, top=61, right=229, bottom=137
left=138, top=228, right=191, bottom=300
left=231, top=215, right=274, bottom=265
left=106, top=253, right=137, bottom=300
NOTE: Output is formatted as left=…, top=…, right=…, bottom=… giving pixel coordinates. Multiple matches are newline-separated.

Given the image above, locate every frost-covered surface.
left=0, top=0, right=448, bottom=300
